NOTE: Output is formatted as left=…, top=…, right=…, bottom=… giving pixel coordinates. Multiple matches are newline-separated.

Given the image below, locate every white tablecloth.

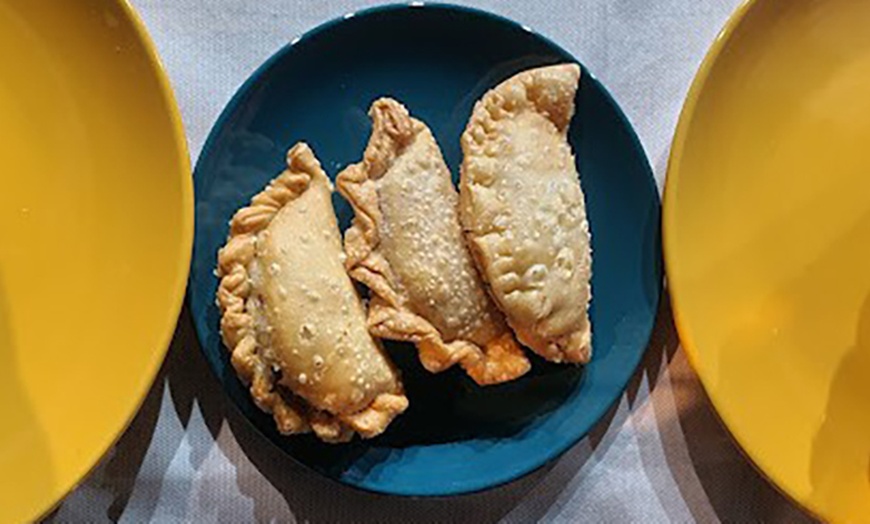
left=45, top=1, right=818, bottom=522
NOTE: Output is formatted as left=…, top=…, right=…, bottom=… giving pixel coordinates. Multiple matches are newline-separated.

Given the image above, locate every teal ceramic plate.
left=189, top=3, right=661, bottom=496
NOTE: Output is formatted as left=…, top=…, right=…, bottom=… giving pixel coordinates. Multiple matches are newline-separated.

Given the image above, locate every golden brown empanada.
left=216, top=142, right=408, bottom=443
left=338, top=98, right=530, bottom=385
left=459, top=64, right=592, bottom=364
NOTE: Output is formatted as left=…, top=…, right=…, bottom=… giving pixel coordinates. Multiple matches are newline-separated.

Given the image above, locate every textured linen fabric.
left=44, top=1, right=818, bottom=522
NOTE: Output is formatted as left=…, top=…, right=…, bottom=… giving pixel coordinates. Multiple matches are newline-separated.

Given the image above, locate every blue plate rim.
left=189, top=1, right=662, bottom=498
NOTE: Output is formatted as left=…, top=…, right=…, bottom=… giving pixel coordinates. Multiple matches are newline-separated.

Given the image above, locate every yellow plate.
left=0, top=1, right=192, bottom=522
left=665, top=0, right=870, bottom=521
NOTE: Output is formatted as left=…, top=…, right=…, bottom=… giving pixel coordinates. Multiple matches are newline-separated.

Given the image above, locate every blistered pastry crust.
left=217, top=143, right=408, bottom=442
left=460, top=65, right=593, bottom=364
left=338, top=99, right=530, bottom=385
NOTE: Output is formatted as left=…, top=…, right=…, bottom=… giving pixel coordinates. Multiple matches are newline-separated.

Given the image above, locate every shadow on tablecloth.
left=42, top=295, right=817, bottom=523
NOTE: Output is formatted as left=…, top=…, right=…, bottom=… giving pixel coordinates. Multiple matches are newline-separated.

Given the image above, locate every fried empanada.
left=338, top=98, right=530, bottom=385
left=459, top=64, right=592, bottom=364
left=217, top=142, right=408, bottom=443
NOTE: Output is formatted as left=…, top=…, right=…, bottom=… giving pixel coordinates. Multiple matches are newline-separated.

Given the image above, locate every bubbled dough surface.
left=250, top=175, right=397, bottom=415
left=464, top=73, right=592, bottom=345
left=376, top=125, right=504, bottom=346
left=485, top=112, right=590, bottom=338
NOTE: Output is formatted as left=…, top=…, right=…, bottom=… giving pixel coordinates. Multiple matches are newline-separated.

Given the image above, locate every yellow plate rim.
left=20, top=0, right=194, bottom=520
left=662, top=0, right=821, bottom=519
